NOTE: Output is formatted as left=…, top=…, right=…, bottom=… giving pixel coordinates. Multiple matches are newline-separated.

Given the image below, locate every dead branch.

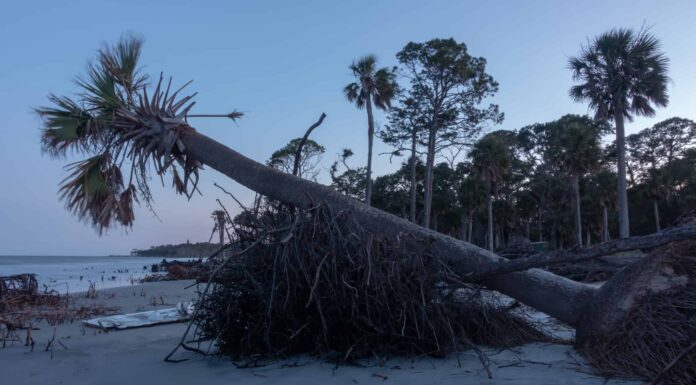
left=470, top=225, right=696, bottom=280
left=293, top=113, right=326, bottom=177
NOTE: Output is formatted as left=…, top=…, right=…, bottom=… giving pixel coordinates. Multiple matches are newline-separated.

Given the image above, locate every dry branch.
left=293, top=112, right=326, bottom=177
left=469, top=225, right=696, bottom=280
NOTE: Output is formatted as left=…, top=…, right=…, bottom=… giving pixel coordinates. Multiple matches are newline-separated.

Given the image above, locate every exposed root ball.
left=579, top=241, right=696, bottom=385
left=195, top=205, right=550, bottom=361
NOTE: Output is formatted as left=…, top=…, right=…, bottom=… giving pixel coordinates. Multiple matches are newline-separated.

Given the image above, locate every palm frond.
left=568, top=27, right=669, bottom=120
left=38, top=36, right=241, bottom=233
left=37, top=95, right=103, bottom=156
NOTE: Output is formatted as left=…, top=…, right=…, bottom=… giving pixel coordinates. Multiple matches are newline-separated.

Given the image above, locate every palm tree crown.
left=36, top=35, right=240, bottom=233
left=343, top=55, right=398, bottom=110
left=470, top=135, right=509, bottom=185
left=568, top=28, right=669, bottom=121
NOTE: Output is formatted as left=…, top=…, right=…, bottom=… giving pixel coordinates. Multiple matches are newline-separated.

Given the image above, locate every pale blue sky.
left=1, top=0, right=694, bottom=255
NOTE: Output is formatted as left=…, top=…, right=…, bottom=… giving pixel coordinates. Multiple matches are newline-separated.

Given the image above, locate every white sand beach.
left=0, top=280, right=645, bottom=385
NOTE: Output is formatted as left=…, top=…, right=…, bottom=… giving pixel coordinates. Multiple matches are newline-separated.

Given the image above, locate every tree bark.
left=468, top=211, right=473, bottom=243
left=614, top=110, right=630, bottom=238
left=180, top=130, right=595, bottom=326
left=653, top=199, right=661, bottom=233
left=602, top=205, right=609, bottom=243
left=572, top=175, right=583, bottom=246
left=423, top=127, right=436, bottom=228
left=471, top=224, right=696, bottom=279
left=459, top=211, right=467, bottom=240
left=409, top=129, right=418, bottom=223
left=218, top=217, right=225, bottom=246
left=486, top=181, right=494, bottom=252
left=538, top=204, right=543, bottom=242
left=365, top=94, right=375, bottom=206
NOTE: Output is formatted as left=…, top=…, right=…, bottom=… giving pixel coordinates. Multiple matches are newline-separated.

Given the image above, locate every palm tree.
left=645, top=168, right=670, bottom=232
left=39, top=35, right=610, bottom=329
left=569, top=28, right=669, bottom=238
left=470, top=135, right=509, bottom=252
left=589, top=170, right=618, bottom=243
left=344, top=55, right=398, bottom=206
left=546, top=116, right=603, bottom=246
left=211, top=210, right=227, bottom=246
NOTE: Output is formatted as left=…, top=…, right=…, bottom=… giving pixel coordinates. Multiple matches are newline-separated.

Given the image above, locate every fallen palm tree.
left=37, top=36, right=696, bottom=384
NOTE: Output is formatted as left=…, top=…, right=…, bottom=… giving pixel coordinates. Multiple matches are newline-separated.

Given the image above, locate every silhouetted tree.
left=344, top=55, right=398, bottom=206
left=569, top=28, right=669, bottom=238
left=397, top=38, right=502, bottom=228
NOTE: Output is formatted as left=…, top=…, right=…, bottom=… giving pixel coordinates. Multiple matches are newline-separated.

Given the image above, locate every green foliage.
left=396, top=38, right=503, bottom=146
left=267, top=138, right=325, bottom=180
left=330, top=149, right=367, bottom=201
left=132, top=242, right=218, bottom=257
left=344, top=55, right=398, bottom=111
left=569, top=28, right=669, bottom=121
left=469, top=133, right=509, bottom=185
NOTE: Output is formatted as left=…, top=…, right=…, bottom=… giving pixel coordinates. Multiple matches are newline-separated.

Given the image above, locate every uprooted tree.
left=37, top=36, right=696, bottom=384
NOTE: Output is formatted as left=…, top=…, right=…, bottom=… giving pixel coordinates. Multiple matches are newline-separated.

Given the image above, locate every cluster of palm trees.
left=341, top=28, right=680, bottom=250
left=35, top=28, right=690, bottom=255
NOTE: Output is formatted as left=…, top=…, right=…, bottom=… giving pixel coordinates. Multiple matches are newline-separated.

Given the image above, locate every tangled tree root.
left=578, top=241, right=696, bottom=385
left=192, top=205, right=552, bottom=363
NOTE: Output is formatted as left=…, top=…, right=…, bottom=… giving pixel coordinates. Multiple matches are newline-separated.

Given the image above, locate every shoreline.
left=0, top=280, right=645, bottom=385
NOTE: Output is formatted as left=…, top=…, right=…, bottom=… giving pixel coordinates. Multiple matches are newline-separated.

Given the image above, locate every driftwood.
left=1, top=273, right=119, bottom=343
left=469, top=225, right=696, bottom=280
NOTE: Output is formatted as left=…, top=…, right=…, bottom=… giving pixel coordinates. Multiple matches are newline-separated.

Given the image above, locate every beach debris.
left=141, top=260, right=207, bottom=282
left=1, top=273, right=119, bottom=346
left=577, top=240, right=696, bottom=385
left=172, top=204, right=552, bottom=369
left=82, top=302, right=195, bottom=330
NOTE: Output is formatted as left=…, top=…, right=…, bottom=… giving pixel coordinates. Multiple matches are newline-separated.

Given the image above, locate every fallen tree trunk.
left=181, top=130, right=596, bottom=327
left=470, top=225, right=696, bottom=280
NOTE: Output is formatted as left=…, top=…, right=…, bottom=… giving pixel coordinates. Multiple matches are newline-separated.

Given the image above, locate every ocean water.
left=0, top=255, right=194, bottom=294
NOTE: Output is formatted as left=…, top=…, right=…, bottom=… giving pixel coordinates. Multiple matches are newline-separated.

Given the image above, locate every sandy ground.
left=0, top=281, right=645, bottom=385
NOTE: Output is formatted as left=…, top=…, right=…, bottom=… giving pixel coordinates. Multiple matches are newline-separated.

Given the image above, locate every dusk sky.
left=1, top=0, right=694, bottom=256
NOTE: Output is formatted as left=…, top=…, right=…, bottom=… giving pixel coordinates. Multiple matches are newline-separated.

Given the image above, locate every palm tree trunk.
left=653, top=199, right=661, bottom=233
left=572, top=175, right=582, bottom=246
left=538, top=204, right=543, bottom=242
left=602, top=205, right=609, bottom=243
left=459, top=211, right=467, bottom=240
left=180, top=130, right=595, bottom=326
left=468, top=211, right=473, bottom=243
left=486, top=181, right=494, bottom=252
left=365, top=94, right=375, bottom=206
left=614, top=110, right=630, bottom=238
left=409, top=129, right=417, bottom=223
left=423, top=127, right=436, bottom=228
left=526, top=221, right=530, bottom=239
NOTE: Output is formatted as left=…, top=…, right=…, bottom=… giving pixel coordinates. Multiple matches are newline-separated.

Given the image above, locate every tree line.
left=268, top=29, right=694, bottom=251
